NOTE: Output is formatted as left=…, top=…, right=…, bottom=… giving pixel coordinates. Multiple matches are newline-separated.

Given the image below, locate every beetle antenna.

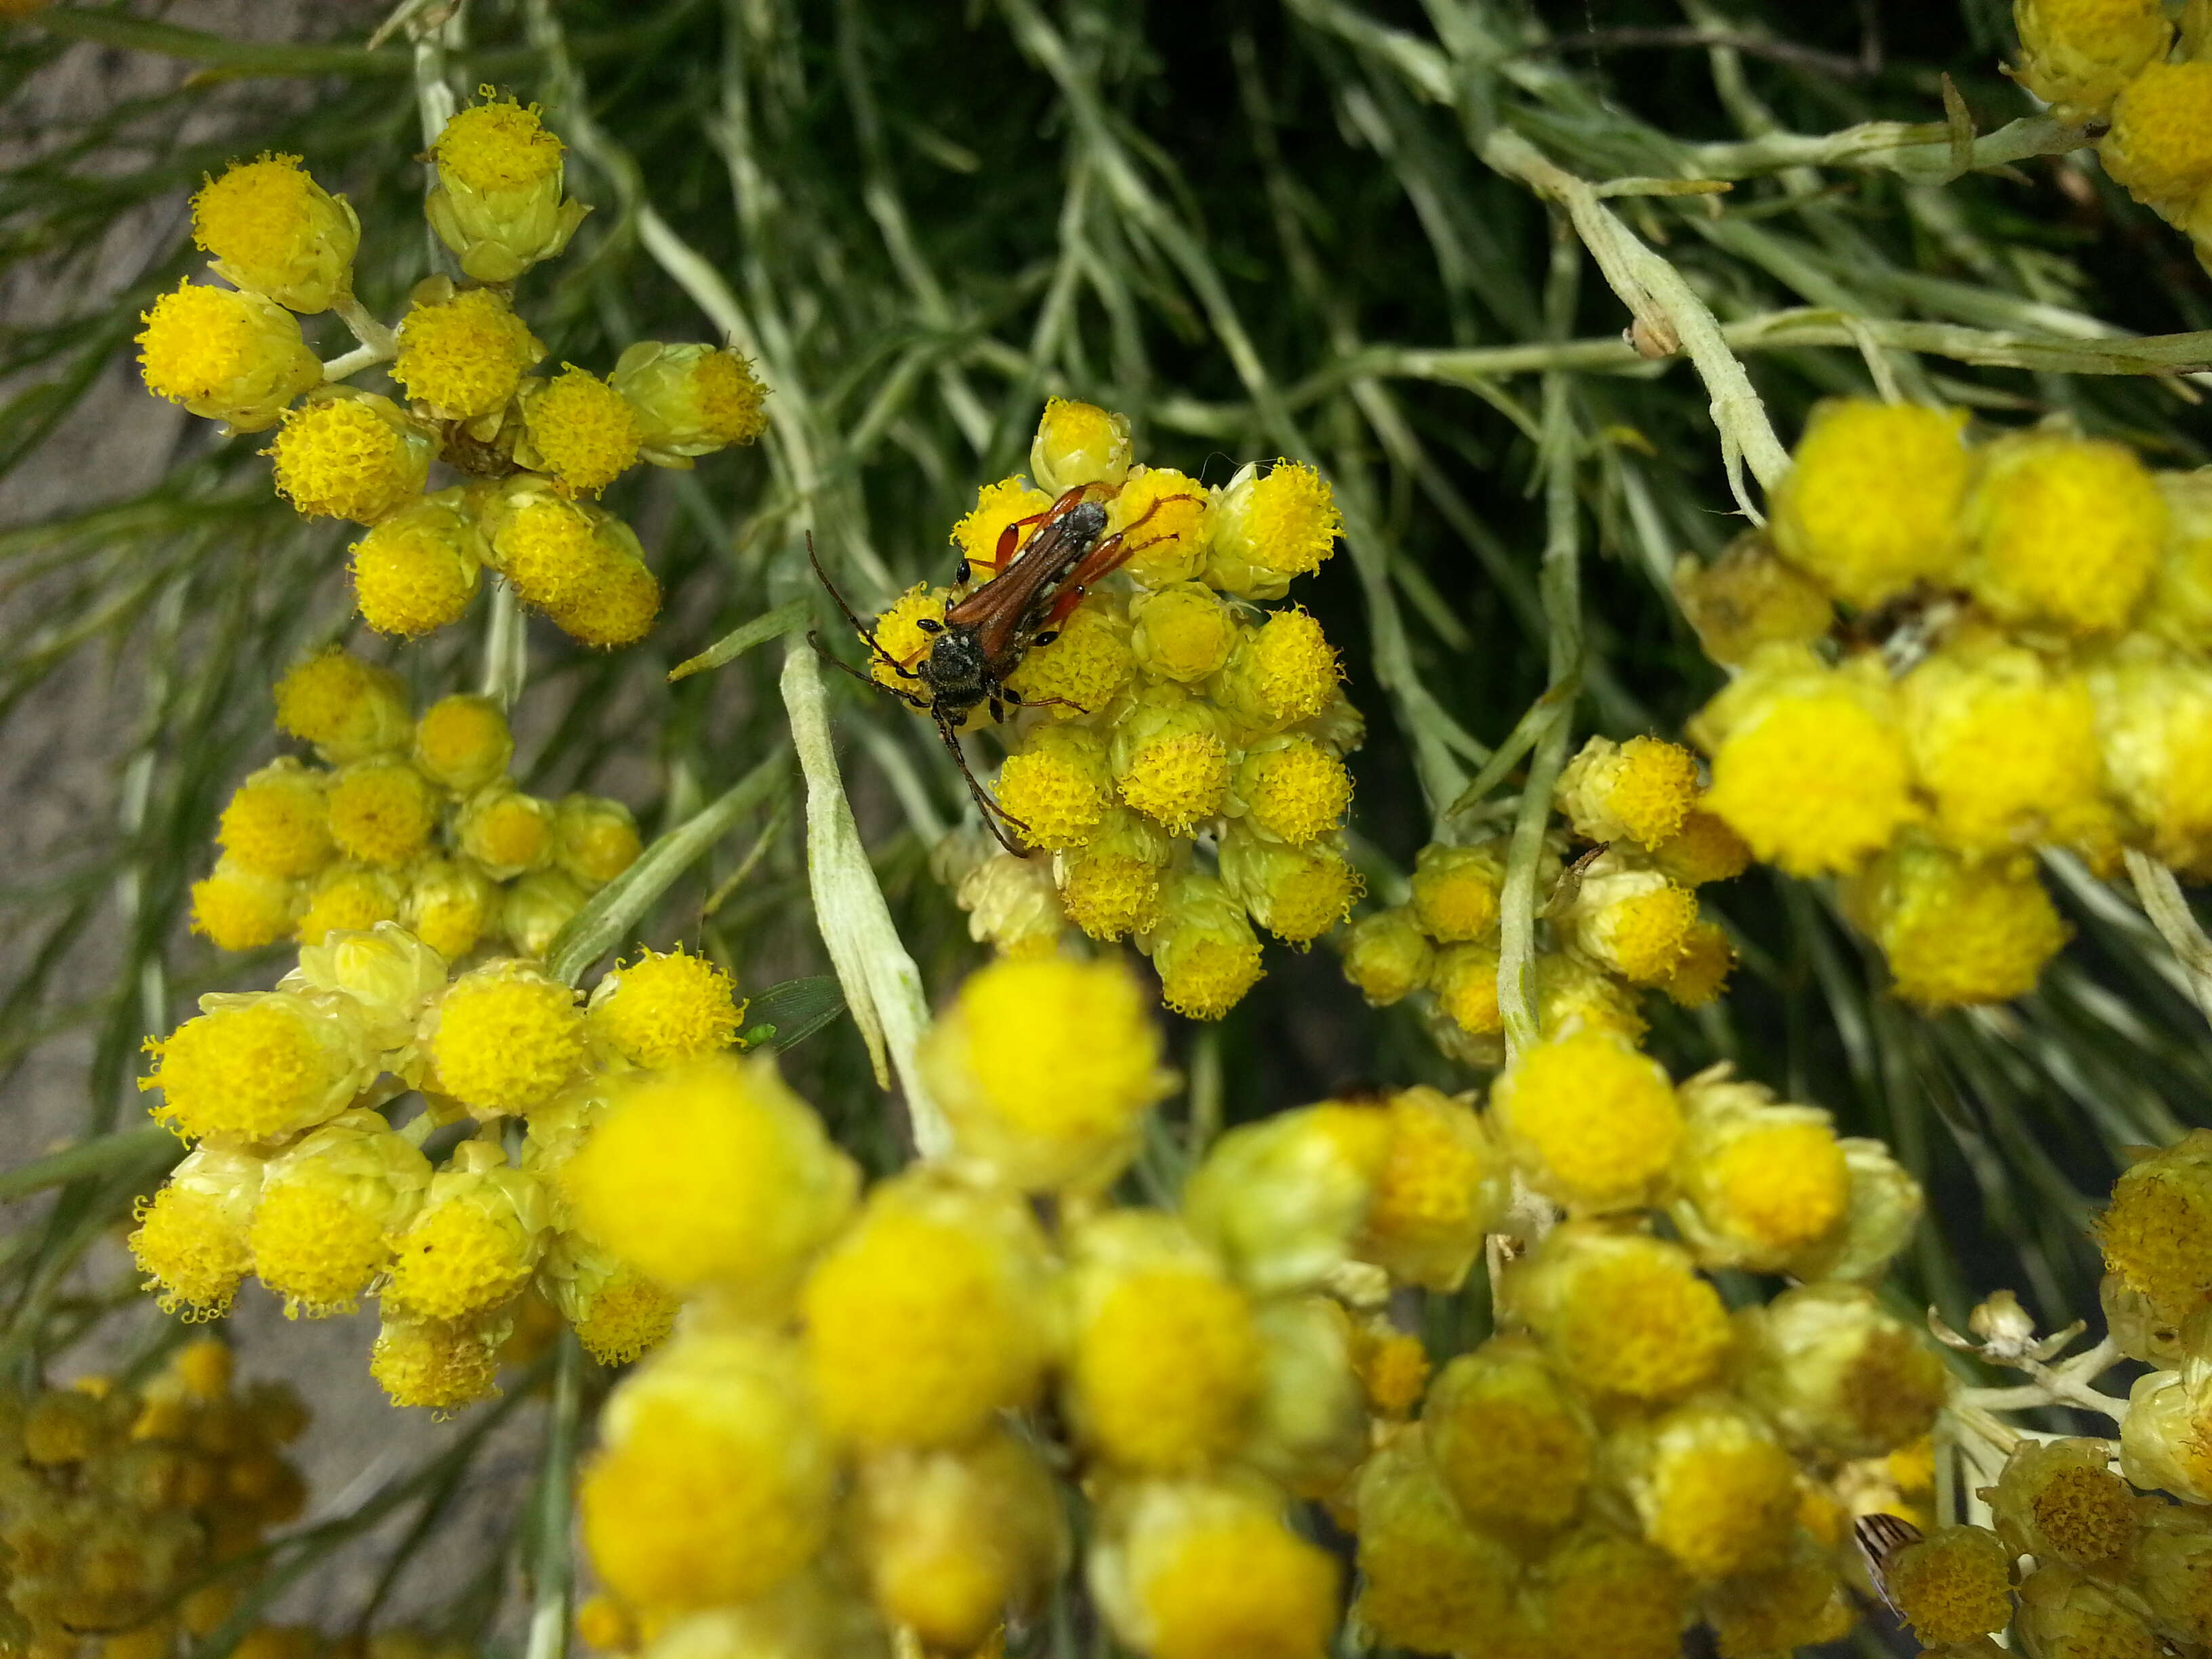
left=807, top=533, right=913, bottom=676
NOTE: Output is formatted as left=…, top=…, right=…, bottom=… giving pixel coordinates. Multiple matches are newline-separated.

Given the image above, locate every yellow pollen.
left=588, top=947, right=745, bottom=1067
left=1705, top=687, right=1917, bottom=876
left=951, top=476, right=1053, bottom=576
left=267, top=397, right=425, bottom=525
left=1495, top=1030, right=1681, bottom=1211
left=325, top=762, right=437, bottom=866
left=1119, top=732, right=1229, bottom=832
left=526, top=366, right=642, bottom=497
left=1073, top=1267, right=1261, bottom=1471
left=128, top=1187, right=250, bottom=1318
left=1240, top=739, right=1351, bottom=844
left=430, top=970, right=586, bottom=1112
left=436, top=98, right=565, bottom=193
left=1249, top=607, right=1340, bottom=722
left=392, top=287, right=540, bottom=419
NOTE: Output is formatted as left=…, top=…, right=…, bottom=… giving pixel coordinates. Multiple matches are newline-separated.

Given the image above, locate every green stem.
left=0, top=1124, right=173, bottom=1205
left=523, top=1333, right=583, bottom=1659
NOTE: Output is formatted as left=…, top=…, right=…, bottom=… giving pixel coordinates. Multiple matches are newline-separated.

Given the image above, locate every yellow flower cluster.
left=2009, top=1, right=2212, bottom=270
left=136, top=97, right=769, bottom=649
left=1348, top=1033, right=1941, bottom=1659
left=1680, top=397, right=2212, bottom=1006
left=131, top=926, right=754, bottom=1407
left=1343, top=734, right=1749, bottom=1064
left=0, top=1340, right=307, bottom=1659
left=186, top=649, right=638, bottom=957
left=905, top=401, right=1355, bottom=1019
left=563, top=955, right=1945, bottom=1659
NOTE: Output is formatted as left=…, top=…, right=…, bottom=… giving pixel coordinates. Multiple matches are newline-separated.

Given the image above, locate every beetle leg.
left=929, top=712, right=1031, bottom=855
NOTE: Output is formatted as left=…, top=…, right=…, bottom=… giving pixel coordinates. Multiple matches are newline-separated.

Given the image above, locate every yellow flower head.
left=995, top=724, right=1113, bottom=849
left=546, top=549, right=659, bottom=649
left=1963, top=433, right=2165, bottom=636
left=1696, top=648, right=1918, bottom=876
left=2015, top=0, right=2174, bottom=123
left=1556, top=734, right=1704, bottom=848
left=1352, top=1431, right=1519, bottom=1652
left=554, top=795, right=642, bottom=888
left=325, top=758, right=436, bottom=867
left=1206, top=459, right=1342, bottom=600
left=427, top=94, right=586, bottom=283
left=564, top=1053, right=858, bottom=1298
left=295, top=862, right=405, bottom=945
left=920, top=954, right=1171, bottom=1191
left=1359, top=1086, right=1507, bottom=1291
left=405, top=857, right=500, bottom=961
left=1658, top=918, right=1734, bottom=1008
left=1095, top=1479, right=1338, bottom=1659
left=1065, top=1213, right=1263, bottom=1473
left=1113, top=689, right=1231, bottom=833
left=1990, top=1438, right=2146, bottom=1570
left=246, top=1109, right=431, bottom=1317
left=1616, top=1397, right=1799, bottom=1579
left=1145, top=869, right=1266, bottom=1021
left=136, top=280, right=321, bottom=432
left=2121, top=1370, right=2212, bottom=1504
left=1559, top=864, right=1698, bottom=985
left=191, top=153, right=360, bottom=314
left=1508, top=1225, right=1731, bottom=1402
left=413, top=694, right=512, bottom=794
left=522, top=366, right=642, bottom=497
left=1221, top=833, right=1362, bottom=946
left=1845, top=839, right=2070, bottom=1007
left=1735, top=1282, right=1949, bottom=1458
left=544, top=1238, right=679, bottom=1367
left=1410, top=841, right=1504, bottom=943
left=1672, top=1088, right=1851, bottom=1271
left=950, top=476, right=1054, bottom=578
left=190, top=859, right=297, bottom=951
left=804, top=1172, right=1051, bottom=1450
left=1538, top=1528, right=1692, bottom=1659
left=1430, top=941, right=1501, bottom=1038
left=1214, top=605, right=1343, bottom=731
left=351, top=491, right=484, bottom=639
left=1342, top=905, right=1433, bottom=1006
left=1029, top=398, right=1132, bottom=495
left=455, top=786, right=555, bottom=880
left=1235, top=737, right=1351, bottom=846
left=863, top=581, right=949, bottom=700
left=480, top=483, right=615, bottom=613
left=427, top=960, right=586, bottom=1113
left=383, top=1143, right=548, bottom=1323
left=995, top=592, right=1129, bottom=718
left=1904, top=633, right=2109, bottom=854
left=1884, top=1524, right=2015, bottom=1647
left=369, top=1315, right=503, bottom=1412
left=1422, top=1337, right=1592, bottom=1542
left=587, top=947, right=745, bottom=1068
left=2104, top=61, right=2212, bottom=220
left=1673, top=532, right=1837, bottom=668
left=392, top=287, right=543, bottom=420
left=218, top=760, right=333, bottom=880
left=2095, top=1129, right=2212, bottom=1323
left=2088, top=638, right=2212, bottom=876
left=1113, top=465, right=1212, bottom=587
left=956, top=845, right=1069, bottom=958
left=142, top=990, right=371, bottom=1143
left=1131, top=581, right=1240, bottom=684
left=1056, top=812, right=1172, bottom=941
left=610, top=341, right=769, bottom=462
left=1648, top=809, right=1751, bottom=886
left=128, top=1145, right=264, bottom=1319
left=2145, top=469, right=2212, bottom=653
left=1491, top=1028, right=1682, bottom=1212
left=1183, top=1101, right=1390, bottom=1295
left=581, top=1329, right=835, bottom=1609
left=1770, top=399, right=1970, bottom=609
left=2016, top=1561, right=2163, bottom=1659
left=503, top=869, right=586, bottom=960
left=266, top=391, right=433, bottom=525
left=274, top=648, right=411, bottom=764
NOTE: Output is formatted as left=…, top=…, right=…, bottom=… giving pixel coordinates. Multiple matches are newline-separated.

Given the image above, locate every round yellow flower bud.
left=1844, top=839, right=2069, bottom=1007
left=266, top=391, right=434, bottom=526
left=392, top=286, right=543, bottom=420
left=1491, top=1028, right=1681, bottom=1213
left=413, top=695, right=512, bottom=794
left=1673, top=531, right=1836, bottom=668
left=1611, top=1396, right=1799, bottom=1578
left=1963, top=432, right=2165, bottom=636
left=1555, top=733, right=1703, bottom=848
left=1990, top=1437, right=2147, bottom=1570
left=136, top=280, right=321, bottom=432
left=455, top=786, right=556, bottom=880
left=1537, top=1527, right=1692, bottom=1659
left=2095, top=1128, right=2212, bottom=1324
left=1092, top=1477, right=1338, bottom=1659
left=862, top=581, right=949, bottom=701
left=478, top=480, right=620, bottom=613
left=1006, top=590, right=1134, bottom=717
left=610, top=342, right=769, bottom=464
left=1657, top=918, right=1735, bottom=1008
left=541, top=1235, right=678, bottom=1368
left=1647, top=808, right=1751, bottom=886
left=405, top=857, right=501, bottom=962
left=218, top=759, right=333, bottom=880
left=502, top=868, right=588, bottom=958
left=564, top=1053, right=857, bottom=1300
left=1770, top=398, right=1969, bottom=609
left=804, top=1172, right=1052, bottom=1450
left=1055, top=810, right=1172, bottom=941
left=919, top=954, right=1171, bottom=1191
left=246, top=1109, right=431, bottom=1317
left=2104, top=60, right=2212, bottom=221
left=383, top=1143, right=548, bottom=1323
left=426, top=960, right=586, bottom=1113
left=1341, top=905, right=1433, bottom=1005
left=1735, top=1282, right=1949, bottom=1458
left=369, top=1314, right=504, bottom=1412
left=554, top=795, right=642, bottom=888
left=273, top=649, right=410, bottom=763
left=949, top=476, right=1053, bottom=579
left=2121, top=1368, right=2212, bottom=1503
left=1211, top=605, right=1342, bottom=732
left=1206, top=459, right=1341, bottom=600
left=1429, top=942, right=1502, bottom=1041
left=427, top=94, right=589, bottom=283
left=141, top=990, right=373, bottom=1143
left=1111, top=686, right=1231, bottom=832
left=586, top=947, right=745, bottom=1067
left=190, top=858, right=297, bottom=951
left=127, top=1145, right=264, bottom=1319
left=1669, top=1080, right=1851, bottom=1271
left=1220, top=830, right=1363, bottom=945
left=1113, top=465, right=1211, bottom=587
left=295, top=861, right=405, bottom=945
left=1358, top=1085, right=1507, bottom=1291
left=2015, top=1561, right=2164, bottom=1659
left=581, top=1329, right=834, bottom=1609
left=2015, top=0, right=2174, bottom=123
left=1235, top=736, right=1351, bottom=846
left=1029, top=397, right=1132, bottom=495
left=1352, top=1430, right=1517, bottom=1652
left=2088, top=638, right=2212, bottom=876
left=350, top=489, right=485, bottom=639
left=1507, top=1225, right=1730, bottom=1403
left=325, top=758, right=437, bottom=867
left=1131, top=581, right=1240, bottom=684
left=1557, top=863, right=1698, bottom=985
left=1143, top=868, right=1265, bottom=1021
left=1410, top=841, right=1504, bottom=943
left=1183, top=1101, right=1389, bottom=1296
left=995, top=724, right=1113, bottom=849
left=520, top=365, right=642, bottom=498
left=1884, top=1524, right=2015, bottom=1647
left=1422, top=1336, right=1592, bottom=1544
left=191, top=153, right=359, bottom=314
left=546, top=548, right=659, bottom=649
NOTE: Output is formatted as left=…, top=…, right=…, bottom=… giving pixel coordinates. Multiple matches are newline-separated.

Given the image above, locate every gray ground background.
left=1, top=3, right=546, bottom=1641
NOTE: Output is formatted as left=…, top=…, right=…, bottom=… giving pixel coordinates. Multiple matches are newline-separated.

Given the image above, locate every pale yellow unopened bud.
left=1028, top=397, right=1131, bottom=495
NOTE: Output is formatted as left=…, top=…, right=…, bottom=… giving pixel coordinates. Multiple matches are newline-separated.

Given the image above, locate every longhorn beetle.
left=811, top=483, right=1181, bottom=853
